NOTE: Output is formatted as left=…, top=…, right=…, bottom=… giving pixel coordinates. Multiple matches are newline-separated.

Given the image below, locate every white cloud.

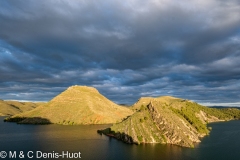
left=209, top=56, right=240, bottom=69
left=200, top=102, right=240, bottom=107
left=171, top=64, right=200, bottom=73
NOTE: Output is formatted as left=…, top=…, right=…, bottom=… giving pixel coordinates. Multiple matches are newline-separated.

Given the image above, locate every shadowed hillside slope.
left=0, top=100, right=43, bottom=116
left=6, top=86, right=133, bottom=124
left=100, top=96, right=236, bottom=148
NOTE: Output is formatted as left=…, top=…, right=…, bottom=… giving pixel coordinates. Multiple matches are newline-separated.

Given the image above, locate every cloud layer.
left=0, top=0, right=240, bottom=105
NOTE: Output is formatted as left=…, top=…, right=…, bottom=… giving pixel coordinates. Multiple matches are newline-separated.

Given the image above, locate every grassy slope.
left=101, top=96, right=237, bottom=147
left=130, top=97, right=153, bottom=112
left=0, top=99, right=44, bottom=116
left=219, top=108, right=240, bottom=119
left=8, top=86, right=133, bottom=125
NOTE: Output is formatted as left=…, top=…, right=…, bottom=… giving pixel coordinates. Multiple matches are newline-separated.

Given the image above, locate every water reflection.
left=1, top=117, right=240, bottom=160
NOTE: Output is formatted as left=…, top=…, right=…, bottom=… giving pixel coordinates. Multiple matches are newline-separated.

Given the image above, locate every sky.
left=0, top=0, right=240, bottom=106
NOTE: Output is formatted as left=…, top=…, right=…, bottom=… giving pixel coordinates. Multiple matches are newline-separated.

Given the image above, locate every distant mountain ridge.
left=6, top=85, right=133, bottom=124
left=0, top=100, right=43, bottom=116
left=209, top=106, right=240, bottom=109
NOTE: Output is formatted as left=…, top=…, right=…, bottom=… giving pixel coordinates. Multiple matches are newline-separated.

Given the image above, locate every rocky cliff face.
left=100, top=96, right=233, bottom=148
left=147, top=101, right=201, bottom=147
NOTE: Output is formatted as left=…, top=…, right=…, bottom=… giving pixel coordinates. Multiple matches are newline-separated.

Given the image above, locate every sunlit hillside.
left=0, top=100, right=44, bottom=116
left=100, top=96, right=239, bottom=148
left=6, top=86, right=133, bottom=124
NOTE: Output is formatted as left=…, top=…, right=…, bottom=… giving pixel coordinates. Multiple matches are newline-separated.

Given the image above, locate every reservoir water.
left=0, top=117, right=240, bottom=160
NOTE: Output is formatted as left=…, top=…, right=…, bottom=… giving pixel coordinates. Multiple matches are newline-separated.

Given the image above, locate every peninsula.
left=99, top=96, right=240, bottom=148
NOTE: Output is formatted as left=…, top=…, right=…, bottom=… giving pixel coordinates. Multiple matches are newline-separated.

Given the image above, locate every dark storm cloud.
left=0, top=0, right=240, bottom=106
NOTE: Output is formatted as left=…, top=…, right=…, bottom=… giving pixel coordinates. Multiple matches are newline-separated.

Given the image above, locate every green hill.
left=5, top=85, right=133, bottom=125
left=99, top=96, right=237, bottom=148
left=0, top=100, right=43, bottom=116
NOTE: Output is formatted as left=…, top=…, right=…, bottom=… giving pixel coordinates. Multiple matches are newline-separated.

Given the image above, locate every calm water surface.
left=0, top=117, right=240, bottom=160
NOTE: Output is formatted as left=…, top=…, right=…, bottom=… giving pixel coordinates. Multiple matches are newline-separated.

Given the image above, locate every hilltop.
left=0, top=100, right=44, bottom=116
left=5, top=85, right=133, bottom=124
left=99, top=96, right=239, bottom=148
left=130, top=97, right=153, bottom=111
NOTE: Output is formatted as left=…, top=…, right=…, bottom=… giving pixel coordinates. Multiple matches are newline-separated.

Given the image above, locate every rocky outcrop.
left=100, top=96, right=233, bottom=148
left=114, top=132, right=134, bottom=144
left=195, top=110, right=222, bottom=124
left=147, top=101, right=200, bottom=147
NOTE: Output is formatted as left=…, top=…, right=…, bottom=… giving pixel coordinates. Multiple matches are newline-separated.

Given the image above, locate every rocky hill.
left=99, top=96, right=236, bottom=148
left=130, top=97, right=153, bottom=112
left=0, top=100, right=43, bottom=116
left=5, top=86, right=133, bottom=125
